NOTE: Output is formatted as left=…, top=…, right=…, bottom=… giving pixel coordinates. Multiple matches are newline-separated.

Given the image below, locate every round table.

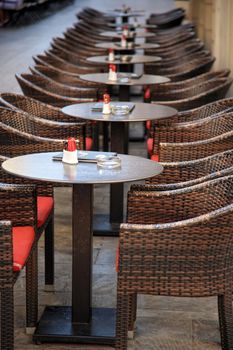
left=62, top=102, right=177, bottom=234
left=95, top=42, right=160, bottom=50
left=107, top=23, right=157, bottom=29
left=79, top=73, right=170, bottom=101
left=62, top=102, right=177, bottom=154
left=100, top=30, right=156, bottom=39
left=104, top=11, right=143, bottom=23
left=2, top=152, right=163, bottom=345
left=86, top=54, right=161, bottom=65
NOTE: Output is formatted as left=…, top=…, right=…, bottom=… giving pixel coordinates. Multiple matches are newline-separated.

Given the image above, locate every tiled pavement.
left=0, top=0, right=223, bottom=348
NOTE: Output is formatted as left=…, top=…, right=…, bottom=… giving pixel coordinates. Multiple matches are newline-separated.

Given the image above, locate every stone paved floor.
left=0, top=0, right=223, bottom=349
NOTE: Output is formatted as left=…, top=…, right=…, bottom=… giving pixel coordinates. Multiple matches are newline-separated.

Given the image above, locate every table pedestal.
left=93, top=122, right=128, bottom=236
left=33, top=184, right=116, bottom=345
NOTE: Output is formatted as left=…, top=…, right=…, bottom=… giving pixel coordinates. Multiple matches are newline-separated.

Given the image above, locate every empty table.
left=62, top=102, right=177, bottom=235
left=2, top=152, right=163, bottom=345
left=79, top=73, right=170, bottom=101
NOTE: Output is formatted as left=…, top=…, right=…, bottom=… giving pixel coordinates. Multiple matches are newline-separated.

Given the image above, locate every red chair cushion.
left=37, top=196, right=54, bottom=228
left=146, top=120, right=151, bottom=130
left=12, top=226, right=35, bottom=271
left=147, top=137, right=153, bottom=156
left=151, top=154, right=159, bottom=162
left=85, top=137, right=93, bottom=151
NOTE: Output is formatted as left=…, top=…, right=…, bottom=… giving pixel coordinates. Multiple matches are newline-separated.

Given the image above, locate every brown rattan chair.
left=144, top=39, right=204, bottom=59
left=16, top=73, right=96, bottom=108
left=33, top=52, right=102, bottom=75
left=147, top=95, right=233, bottom=156
left=131, top=149, right=233, bottom=191
left=116, top=175, right=233, bottom=350
left=149, top=69, right=230, bottom=94
left=158, top=129, right=233, bottom=162
left=0, top=191, right=38, bottom=349
left=0, top=92, right=82, bottom=122
left=48, top=45, right=105, bottom=70
left=145, top=56, right=215, bottom=81
left=151, top=78, right=232, bottom=111
left=0, top=93, right=95, bottom=151
left=30, top=65, right=103, bottom=90
left=0, top=106, right=87, bottom=149
left=147, top=8, right=186, bottom=28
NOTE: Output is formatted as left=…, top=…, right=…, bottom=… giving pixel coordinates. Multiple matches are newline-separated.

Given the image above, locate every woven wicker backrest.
left=34, top=53, right=98, bottom=74
left=146, top=149, right=233, bottom=188
left=159, top=129, right=233, bottom=162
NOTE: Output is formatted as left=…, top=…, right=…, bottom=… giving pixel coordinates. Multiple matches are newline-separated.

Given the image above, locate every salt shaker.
left=102, top=93, right=111, bottom=114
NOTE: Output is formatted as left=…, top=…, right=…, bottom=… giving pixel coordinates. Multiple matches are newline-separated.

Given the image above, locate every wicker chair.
left=159, top=129, right=233, bottom=162
left=131, top=149, right=233, bottom=191
left=147, top=95, right=233, bottom=156
left=64, top=28, right=109, bottom=46
left=33, top=52, right=102, bottom=75
left=147, top=30, right=196, bottom=45
left=51, top=37, right=108, bottom=58
left=147, top=8, right=186, bottom=28
left=116, top=175, right=233, bottom=350
left=151, top=78, right=232, bottom=111
left=16, top=73, right=96, bottom=108
left=30, top=65, right=104, bottom=90
left=0, top=192, right=38, bottom=349
left=145, top=56, right=215, bottom=81
left=48, top=45, right=105, bottom=70
left=145, top=39, right=204, bottom=60
left=145, top=50, right=210, bottom=70
left=149, top=69, right=230, bottom=94
left=0, top=107, right=87, bottom=149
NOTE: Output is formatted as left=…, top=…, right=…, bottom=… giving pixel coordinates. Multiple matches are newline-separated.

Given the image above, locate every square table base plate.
left=93, top=214, right=120, bottom=236
left=33, top=306, right=116, bottom=345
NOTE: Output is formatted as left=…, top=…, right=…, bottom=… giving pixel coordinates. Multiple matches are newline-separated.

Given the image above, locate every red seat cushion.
left=146, top=120, right=151, bottom=130
left=12, top=226, right=35, bottom=271
left=147, top=137, right=153, bottom=156
left=151, top=154, right=159, bottom=162
left=85, top=137, right=93, bottom=151
left=37, top=196, right=54, bottom=228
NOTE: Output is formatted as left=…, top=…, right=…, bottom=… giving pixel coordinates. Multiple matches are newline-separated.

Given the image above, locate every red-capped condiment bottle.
left=121, top=34, right=127, bottom=48
left=108, top=64, right=117, bottom=81
left=102, top=93, right=111, bottom=114
left=108, top=48, right=115, bottom=62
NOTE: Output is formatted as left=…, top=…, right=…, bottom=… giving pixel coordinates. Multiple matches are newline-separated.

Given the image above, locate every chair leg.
left=128, top=293, right=137, bottom=338
left=26, top=247, right=38, bottom=332
left=44, top=215, right=54, bottom=290
left=115, top=291, right=130, bottom=350
left=1, top=288, right=14, bottom=350
left=218, top=292, right=233, bottom=350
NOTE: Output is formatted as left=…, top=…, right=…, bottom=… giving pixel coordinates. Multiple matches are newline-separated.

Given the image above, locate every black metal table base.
left=93, top=214, right=120, bottom=236
left=33, top=306, right=116, bottom=345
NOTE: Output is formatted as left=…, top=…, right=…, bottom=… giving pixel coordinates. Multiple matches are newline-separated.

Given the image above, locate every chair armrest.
left=0, top=183, right=37, bottom=227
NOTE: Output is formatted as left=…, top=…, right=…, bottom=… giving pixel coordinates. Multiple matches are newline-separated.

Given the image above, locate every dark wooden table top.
left=62, top=102, right=177, bottom=123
